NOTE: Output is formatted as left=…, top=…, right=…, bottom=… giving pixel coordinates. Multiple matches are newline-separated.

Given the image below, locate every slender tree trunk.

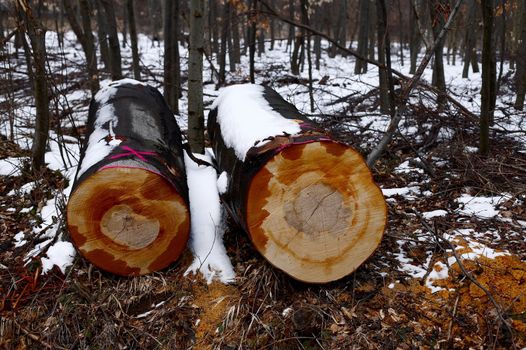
left=429, top=0, right=447, bottom=107
left=95, top=0, right=110, bottom=72
left=218, top=0, right=230, bottom=86
left=164, top=0, right=174, bottom=104
left=354, top=0, right=370, bottom=74
left=79, top=0, right=100, bottom=95
left=514, top=0, right=526, bottom=110
left=368, top=1, right=376, bottom=61
left=287, top=0, right=295, bottom=50
left=257, top=27, right=265, bottom=57
left=376, top=0, right=391, bottom=114
left=248, top=0, right=256, bottom=83
left=188, top=0, right=205, bottom=153
left=269, top=0, right=275, bottom=50
left=480, top=0, right=496, bottom=154
left=397, top=0, right=404, bottom=66
left=17, top=0, right=49, bottom=172
left=231, top=7, right=241, bottom=64
left=462, top=0, right=478, bottom=78
left=409, top=1, right=421, bottom=74
left=127, top=0, right=140, bottom=80
left=122, top=3, right=128, bottom=48
left=100, top=0, right=123, bottom=80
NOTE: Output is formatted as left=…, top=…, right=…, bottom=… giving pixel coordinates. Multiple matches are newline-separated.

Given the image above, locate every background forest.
left=1, top=0, right=526, bottom=349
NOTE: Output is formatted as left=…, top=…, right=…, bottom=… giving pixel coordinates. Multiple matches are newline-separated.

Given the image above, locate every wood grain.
left=67, top=167, right=190, bottom=276
left=246, top=141, right=386, bottom=283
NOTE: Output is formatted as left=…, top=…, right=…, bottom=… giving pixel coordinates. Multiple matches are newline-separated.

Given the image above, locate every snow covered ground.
left=1, top=30, right=525, bottom=289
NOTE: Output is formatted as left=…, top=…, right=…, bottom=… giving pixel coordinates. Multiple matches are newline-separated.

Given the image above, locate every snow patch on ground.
left=382, top=186, right=421, bottom=200
left=41, top=241, right=76, bottom=274
left=0, top=157, right=25, bottom=176
left=422, top=210, right=448, bottom=219
left=455, top=193, right=511, bottom=219
left=217, top=171, right=228, bottom=195
left=184, top=150, right=235, bottom=284
left=212, top=84, right=301, bottom=160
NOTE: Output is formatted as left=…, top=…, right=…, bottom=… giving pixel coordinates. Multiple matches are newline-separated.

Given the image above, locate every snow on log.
left=208, top=84, right=387, bottom=283
left=67, top=79, right=190, bottom=276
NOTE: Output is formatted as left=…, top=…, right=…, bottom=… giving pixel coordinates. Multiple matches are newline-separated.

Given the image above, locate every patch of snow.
left=14, top=231, right=27, bottom=248
left=211, top=84, right=301, bottom=160
left=382, top=186, right=421, bottom=199
left=282, top=307, right=293, bottom=317
left=41, top=241, right=76, bottom=274
left=464, top=146, right=479, bottom=153
left=0, top=157, right=25, bottom=176
left=8, top=181, right=35, bottom=196
left=184, top=151, right=235, bottom=284
left=455, top=193, right=511, bottom=219
left=217, top=171, right=228, bottom=195
left=394, top=160, right=424, bottom=174
left=422, top=210, right=448, bottom=219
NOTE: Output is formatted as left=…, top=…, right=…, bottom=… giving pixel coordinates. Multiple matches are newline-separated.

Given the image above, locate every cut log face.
left=68, top=167, right=189, bottom=276
left=246, top=142, right=386, bottom=283
left=208, top=84, right=387, bottom=284
left=67, top=80, right=190, bottom=276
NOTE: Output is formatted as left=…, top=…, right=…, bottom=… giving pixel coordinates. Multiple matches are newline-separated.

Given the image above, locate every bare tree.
left=100, top=0, right=123, bottom=80
left=429, top=0, right=447, bottom=107
left=514, top=0, right=526, bottom=110
left=480, top=0, right=496, bottom=154
left=16, top=0, right=49, bottom=172
left=127, top=0, right=140, bottom=80
left=354, top=0, right=370, bottom=74
left=63, top=0, right=99, bottom=95
left=188, top=0, right=205, bottom=154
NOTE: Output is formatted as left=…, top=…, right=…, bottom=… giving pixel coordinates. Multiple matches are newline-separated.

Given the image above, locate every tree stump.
left=67, top=79, right=190, bottom=276
left=208, top=84, right=386, bottom=283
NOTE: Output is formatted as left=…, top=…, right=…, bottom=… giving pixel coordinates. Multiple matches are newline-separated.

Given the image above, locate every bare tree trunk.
left=354, top=0, right=369, bottom=74
left=218, top=0, right=230, bottom=86
left=95, top=0, right=110, bottom=72
left=17, top=0, right=49, bottom=172
left=64, top=0, right=100, bottom=96
left=248, top=0, right=256, bottom=83
left=514, top=0, right=526, bottom=110
left=269, top=0, right=275, bottom=50
left=231, top=7, right=241, bottom=64
left=127, top=0, right=140, bottom=80
left=462, top=0, right=478, bottom=78
left=409, top=1, right=421, bottom=74
left=122, top=3, right=128, bottom=48
left=257, top=27, right=265, bottom=57
left=480, top=0, right=496, bottom=154
left=188, top=0, right=205, bottom=153
left=100, top=0, right=123, bottom=80
left=287, top=0, right=294, bottom=50
left=376, top=0, right=391, bottom=114
left=429, top=0, right=447, bottom=107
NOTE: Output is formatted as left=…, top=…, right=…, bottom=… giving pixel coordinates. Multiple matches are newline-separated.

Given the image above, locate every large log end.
left=246, top=141, right=386, bottom=283
left=67, top=167, right=190, bottom=276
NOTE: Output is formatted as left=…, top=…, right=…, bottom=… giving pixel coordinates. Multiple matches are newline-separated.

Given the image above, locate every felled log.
left=67, top=79, right=190, bottom=276
left=208, top=84, right=386, bottom=283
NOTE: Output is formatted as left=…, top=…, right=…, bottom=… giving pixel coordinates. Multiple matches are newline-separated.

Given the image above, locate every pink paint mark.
left=110, top=145, right=156, bottom=162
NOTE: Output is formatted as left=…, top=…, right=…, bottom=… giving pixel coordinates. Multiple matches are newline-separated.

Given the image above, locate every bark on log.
left=208, top=84, right=386, bottom=283
left=67, top=80, right=190, bottom=276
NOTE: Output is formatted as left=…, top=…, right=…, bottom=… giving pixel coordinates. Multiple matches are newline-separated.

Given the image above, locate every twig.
left=13, top=319, right=69, bottom=350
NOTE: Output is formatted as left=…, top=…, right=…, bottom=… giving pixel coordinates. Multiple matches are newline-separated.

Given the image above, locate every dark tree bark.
left=409, top=1, right=421, bottom=74
left=429, top=0, right=447, bottom=107
left=269, top=0, right=275, bottom=50
left=287, top=0, right=295, bottom=50
left=68, top=81, right=190, bottom=276
left=248, top=0, right=256, bottom=83
left=148, top=0, right=162, bottom=46
left=100, top=0, right=123, bottom=80
left=376, top=0, right=391, bottom=114
left=17, top=0, right=49, bottom=172
left=209, top=0, right=219, bottom=55
left=122, top=2, right=128, bottom=48
left=514, top=0, right=526, bottom=110
left=218, top=0, right=230, bottom=86
left=127, top=0, right=140, bottom=80
left=231, top=5, right=241, bottom=64
left=462, top=0, right=479, bottom=78
left=188, top=0, right=205, bottom=153
left=63, top=0, right=100, bottom=96
left=480, top=0, right=496, bottom=154
left=95, top=0, right=110, bottom=72
left=257, top=27, right=265, bottom=57
left=207, top=85, right=386, bottom=284
left=228, top=8, right=236, bottom=73
left=354, top=0, right=370, bottom=74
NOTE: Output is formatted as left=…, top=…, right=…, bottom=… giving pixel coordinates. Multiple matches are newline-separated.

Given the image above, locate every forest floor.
left=1, top=33, right=526, bottom=349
